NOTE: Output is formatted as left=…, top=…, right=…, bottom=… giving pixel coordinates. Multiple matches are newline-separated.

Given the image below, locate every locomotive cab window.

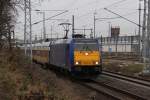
left=74, top=43, right=99, bottom=51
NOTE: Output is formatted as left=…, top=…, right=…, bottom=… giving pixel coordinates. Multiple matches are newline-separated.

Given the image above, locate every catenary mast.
left=24, top=0, right=32, bottom=60
left=143, top=0, right=150, bottom=74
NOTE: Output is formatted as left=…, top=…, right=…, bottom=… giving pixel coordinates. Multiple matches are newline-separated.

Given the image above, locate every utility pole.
left=84, top=28, right=85, bottom=36
left=24, top=0, right=32, bottom=60
left=138, top=0, right=142, bottom=56
left=108, top=22, right=111, bottom=37
left=108, top=22, right=111, bottom=53
left=51, top=25, right=53, bottom=39
left=94, top=13, right=96, bottom=38
left=83, top=25, right=86, bottom=36
left=35, top=35, right=37, bottom=41
left=90, top=29, right=93, bottom=38
left=72, top=15, right=75, bottom=37
left=41, top=30, right=43, bottom=40
left=43, top=12, right=46, bottom=40
left=142, top=0, right=147, bottom=60
left=143, top=0, right=150, bottom=74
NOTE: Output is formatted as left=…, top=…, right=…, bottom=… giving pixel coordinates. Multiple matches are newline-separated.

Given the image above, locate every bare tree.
left=0, top=0, right=18, bottom=50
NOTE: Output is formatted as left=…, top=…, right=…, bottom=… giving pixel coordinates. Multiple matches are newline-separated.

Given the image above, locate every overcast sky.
left=15, top=0, right=143, bottom=39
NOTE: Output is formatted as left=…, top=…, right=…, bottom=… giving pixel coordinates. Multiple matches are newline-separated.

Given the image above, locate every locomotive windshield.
left=74, top=42, right=99, bottom=51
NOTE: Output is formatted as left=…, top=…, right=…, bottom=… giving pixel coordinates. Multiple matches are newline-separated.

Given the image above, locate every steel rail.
left=78, top=82, right=122, bottom=100
left=91, top=80, right=147, bottom=100
left=102, top=70, right=150, bottom=87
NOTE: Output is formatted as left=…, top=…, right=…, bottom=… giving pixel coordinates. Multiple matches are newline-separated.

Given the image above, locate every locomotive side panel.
left=49, top=43, right=70, bottom=70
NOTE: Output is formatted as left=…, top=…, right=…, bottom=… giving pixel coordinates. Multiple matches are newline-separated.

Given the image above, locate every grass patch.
left=103, top=62, right=122, bottom=72
left=121, top=64, right=144, bottom=75
left=103, top=60, right=144, bottom=76
left=0, top=48, right=69, bottom=100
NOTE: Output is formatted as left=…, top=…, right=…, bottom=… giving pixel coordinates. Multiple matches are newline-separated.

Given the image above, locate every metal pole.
left=101, top=35, right=103, bottom=51
left=51, top=25, right=52, bottom=39
left=147, top=0, right=150, bottom=71
left=43, top=12, right=46, bottom=40
left=29, top=0, right=32, bottom=60
left=108, top=22, right=111, bottom=37
left=90, top=29, right=93, bottom=38
left=83, top=25, right=86, bottom=36
left=125, top=36, right=127, bottom=52
left=13, top=31, right=15, bottom=40
left=138, top=0, right=141, bottom=56
left=143, top=0, right=150, bottom=74
left=108, top=22, right=111, bottom=53
left=24, top=0, right=27, bottom=55
left=142, top=0, right=147, bottom=61
left=115, top=36, right=118, bottom=54
left=72, top=15, right=75, bottom=37
left=24, top=0, right=32, bottom=60
left=41, top=30, right=43, bottom=40
left=94, top=13, right=96, bottom=38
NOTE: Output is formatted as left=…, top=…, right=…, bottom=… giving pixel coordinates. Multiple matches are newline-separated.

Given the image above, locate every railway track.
left=103, top=57, right=140, bottom=61
left=79, top=71, right=150, bottom=100
left=79, top=82, right=120, bottom=100
left=102, top=70, right=150, bottom=88
left=39, top=63, right=149, bottom=99
left=79, top=80, right=146, bottom=100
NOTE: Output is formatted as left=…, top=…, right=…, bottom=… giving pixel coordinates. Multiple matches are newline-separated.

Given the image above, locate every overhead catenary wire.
left=75, top=0, right=129, bottom=20
left=104, top=8, right=142, bottom=27
left=32, top=10, right=69, bottom=25
left=75, top=9, right=138, bottom=32
left=96, top=11, right=138, bottom=21
left=104, top=0, right=128, bottom=8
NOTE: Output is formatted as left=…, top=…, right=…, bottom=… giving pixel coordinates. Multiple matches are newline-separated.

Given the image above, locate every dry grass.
left=0, top=48, right=69, bottom=100
left=103, top=59, right=144, bottom=76
left=121, top=64, right=144, bottom=75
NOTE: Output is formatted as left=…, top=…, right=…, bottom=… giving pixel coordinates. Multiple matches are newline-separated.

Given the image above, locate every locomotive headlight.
left=85, top=52, right=89, bottom=56
left=75, top=61, right=79, bottom=65
left=95, top=61, right=99, bottom=65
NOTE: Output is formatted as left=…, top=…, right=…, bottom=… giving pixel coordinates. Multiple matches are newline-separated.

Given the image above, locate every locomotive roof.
left=73, top=38, right=98, bottom=42
left=54, top=38, right=72, bottom=44
left=32, top=38, right=99, bottom=47
left=51, top=38, right=98, bottom=45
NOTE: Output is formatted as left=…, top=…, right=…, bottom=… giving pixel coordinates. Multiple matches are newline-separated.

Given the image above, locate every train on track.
left=28, top=38, right=102, bottom=79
